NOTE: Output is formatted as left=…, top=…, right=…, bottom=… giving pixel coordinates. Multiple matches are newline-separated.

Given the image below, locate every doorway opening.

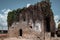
left=45, top=17, right=50, bottom=32
left=51, top=32, right=55, bottom=37
left=19, top=29, right=22, bottom=36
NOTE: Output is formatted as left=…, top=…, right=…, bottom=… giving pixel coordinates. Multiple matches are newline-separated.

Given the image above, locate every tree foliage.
left=7, top=8, right=26, bottom=27
left=7, top=9, right=19, bottom=27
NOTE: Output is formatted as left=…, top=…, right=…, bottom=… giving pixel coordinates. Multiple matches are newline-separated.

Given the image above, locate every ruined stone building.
left=7, top=0, right=55, bottom=39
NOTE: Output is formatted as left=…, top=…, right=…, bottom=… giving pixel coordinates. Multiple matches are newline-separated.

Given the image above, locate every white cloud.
left=2, top=9, right=6, bottom=12
left=4, top=9, right=11, bottom=14
left=54, top=15, right=60, bottom=28
left=27, top=4, right=31, bottom=7
left=0, top=9, right=12, bottom=30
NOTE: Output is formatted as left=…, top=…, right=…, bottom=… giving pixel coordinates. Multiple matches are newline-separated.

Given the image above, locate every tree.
left=7, top=10, right=17, bottom=27
left=7, top=8, right=26, bottom=27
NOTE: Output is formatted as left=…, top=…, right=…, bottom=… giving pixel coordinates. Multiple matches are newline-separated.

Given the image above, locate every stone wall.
left=8, top=1, right=55, bottom=39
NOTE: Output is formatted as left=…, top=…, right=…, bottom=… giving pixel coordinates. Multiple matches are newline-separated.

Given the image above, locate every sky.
left=0, top=0, right=60, bottom=30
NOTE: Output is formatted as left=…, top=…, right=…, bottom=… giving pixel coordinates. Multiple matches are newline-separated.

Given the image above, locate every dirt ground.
left=0, top=36, right=60, bottom=40
left=0, top=33, right=60, bottom=40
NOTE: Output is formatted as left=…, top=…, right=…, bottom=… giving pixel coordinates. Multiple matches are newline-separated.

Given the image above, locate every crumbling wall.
left=7, top=1, right=55, bottom=38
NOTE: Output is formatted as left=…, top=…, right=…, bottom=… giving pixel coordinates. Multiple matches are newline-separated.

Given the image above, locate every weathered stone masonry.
left=8, top=0, right=55, bottom=39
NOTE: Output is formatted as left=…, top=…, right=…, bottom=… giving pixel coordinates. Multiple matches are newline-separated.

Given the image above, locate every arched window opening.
left=29, top=26, right=32, bottom=28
